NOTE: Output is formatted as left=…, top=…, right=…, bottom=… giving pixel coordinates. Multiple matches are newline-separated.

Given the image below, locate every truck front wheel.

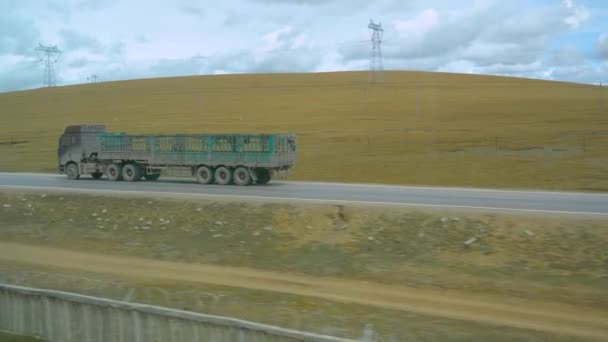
left=106, top=163, right=123, bottom=181
left=66, top=163, right=80, bottom=180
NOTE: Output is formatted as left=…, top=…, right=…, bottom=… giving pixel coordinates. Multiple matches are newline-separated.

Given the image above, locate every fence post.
left=361, top=323, right=374, bottom=342
left=582, top=135, right=587, bottom=154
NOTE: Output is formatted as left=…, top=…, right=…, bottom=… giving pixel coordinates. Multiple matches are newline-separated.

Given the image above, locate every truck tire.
left=255, top=168, right=271, bottom=184
left=66, top=163, right=80, bottom=180
left=106, top=163, right=123, bottom=181
left=196, top=165, right=214, bottom=184
left=91, top=172, right=103, bottom=180
left=144, top=173, right=161, bottom=181
left=233, top=167, right=252, bottom=186
left=214, top=166, right=232, bottom=185
left=122, top=164, right=141, bottom=182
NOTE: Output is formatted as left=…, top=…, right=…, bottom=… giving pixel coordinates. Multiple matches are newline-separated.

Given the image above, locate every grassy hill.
left=0, top=71, right=606, bottom=190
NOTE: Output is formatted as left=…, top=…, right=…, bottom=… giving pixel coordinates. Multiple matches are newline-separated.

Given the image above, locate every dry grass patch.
left=0, top=263, right=590, bottom=342
left=1, top=189, right=607, bottom=309
left=2, top=189, right=607, bottom=340
left=1, top=71, right=607, bottom=190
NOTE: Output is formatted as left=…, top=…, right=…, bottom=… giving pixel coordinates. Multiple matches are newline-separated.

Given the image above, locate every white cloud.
left=254, top=26, right=294, bottom=60
left=549, top=63, right=608, bottom=83
left=291, top=34, right=313, bottom=49
left=461, top=42, right=539, bottom=66
left=248, top=25, right=318, bottom=70
left=148, top=56, right=205, bottom=77
left=202, top=25, right=322, bottom=74
left=437, top=60, right=476, bottom=74
left=314, top=49, right=360, bottom=72
left=482, top=60, right=546, bottom=77
left=393, top=8, right=440, bottom=41
left=552, top=46, right=584, bottom=66
left=564, top=7, right=590, bottom=28
left=541, top=68, right=555, bottom=80
left=562, top=0, right=590, bottom=28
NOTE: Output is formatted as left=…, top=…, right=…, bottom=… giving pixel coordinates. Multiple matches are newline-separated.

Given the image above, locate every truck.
left=58, top=125, right=296, bottom=185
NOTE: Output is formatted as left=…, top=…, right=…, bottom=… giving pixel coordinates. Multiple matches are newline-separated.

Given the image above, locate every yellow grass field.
left=1, top=71, right=607, bottom=190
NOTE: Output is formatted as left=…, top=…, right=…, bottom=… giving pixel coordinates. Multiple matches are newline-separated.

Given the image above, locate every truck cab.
left=58, top=124, right=106, bottom=177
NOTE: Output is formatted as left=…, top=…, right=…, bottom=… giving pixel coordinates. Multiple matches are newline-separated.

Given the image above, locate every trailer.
left=58, top=125, right=296, bottom=185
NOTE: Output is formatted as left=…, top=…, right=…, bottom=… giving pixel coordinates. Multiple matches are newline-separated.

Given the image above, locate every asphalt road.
left=1, top=172, right=607, bottom=215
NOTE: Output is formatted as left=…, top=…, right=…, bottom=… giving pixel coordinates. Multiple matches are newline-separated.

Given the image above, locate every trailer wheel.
left=144, top=173, right=161, bottom=181
left=91, top=172, right=103, bottom=180
left=66, top=163, right=80, bottom=180
left=196, top=166, right=214, bottom=185
left=122, top=164, right=141, bottom=182
left=233, top=167, right=252, bottom=186
left=255, top=168, right=271, bottom=184
left=214, top=166, right=232, bottom=185
left=106, top=163, right=123, bottom=181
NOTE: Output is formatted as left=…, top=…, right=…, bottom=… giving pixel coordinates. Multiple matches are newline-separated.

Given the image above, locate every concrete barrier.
left=0, top=283, right=359, bottom=342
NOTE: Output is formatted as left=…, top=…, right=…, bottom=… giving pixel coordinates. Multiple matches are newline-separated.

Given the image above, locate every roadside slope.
left=2, top=242, right=607, bottom=340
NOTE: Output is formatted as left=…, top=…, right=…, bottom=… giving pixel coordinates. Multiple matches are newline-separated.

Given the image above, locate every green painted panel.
left=96, top=132, right=292, bottom=167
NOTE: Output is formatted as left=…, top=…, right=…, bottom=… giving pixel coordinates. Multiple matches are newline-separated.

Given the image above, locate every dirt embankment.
left=2, top=242, right=607, bottom=340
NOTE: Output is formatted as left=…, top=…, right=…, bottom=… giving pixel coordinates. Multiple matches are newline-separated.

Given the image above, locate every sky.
left=0, top=0, right=607, bottom=92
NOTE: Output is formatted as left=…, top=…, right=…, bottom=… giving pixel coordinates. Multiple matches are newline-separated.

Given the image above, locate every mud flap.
left=248, top=168, right=258, bottom=182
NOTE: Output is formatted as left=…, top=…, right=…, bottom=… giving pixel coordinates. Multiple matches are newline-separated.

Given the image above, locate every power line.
left=87, top=74, right=99, bottom=83
left=35, top=43, right=61, bottom=87
left=600, top=81, right=607, bottom=115
left=368, top=19, right=384, bottom=83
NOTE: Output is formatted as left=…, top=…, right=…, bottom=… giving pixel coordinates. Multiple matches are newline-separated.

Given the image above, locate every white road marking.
left=1, top=184, right=607, bottom=216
